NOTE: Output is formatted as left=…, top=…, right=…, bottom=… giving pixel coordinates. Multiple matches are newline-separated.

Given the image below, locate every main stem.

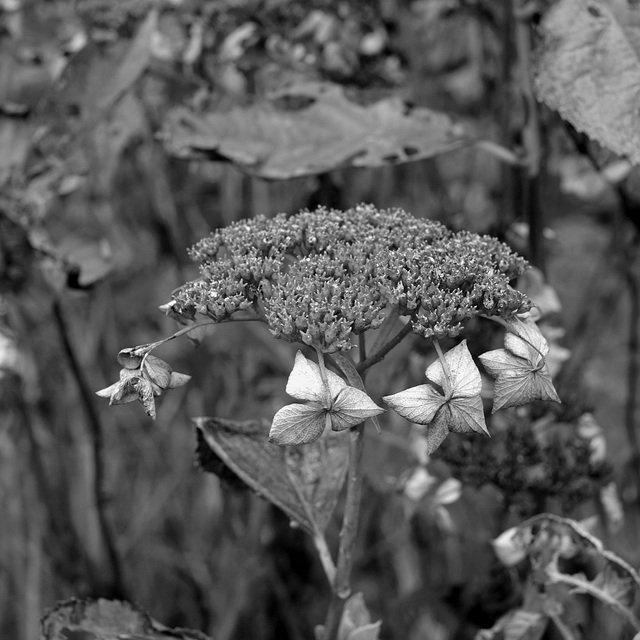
left=322, top=423, right=366, bottom=640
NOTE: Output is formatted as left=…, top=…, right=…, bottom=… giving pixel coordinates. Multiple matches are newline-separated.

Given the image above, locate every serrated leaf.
left=196, top=417, right=313, bottom=532
left=285, top=431, right=350, bottom=531
left=330, top=386, right=385, bottom=432
left=534, top=0, right=640, bottom=164
left=269, top=403, right=328, bottom=446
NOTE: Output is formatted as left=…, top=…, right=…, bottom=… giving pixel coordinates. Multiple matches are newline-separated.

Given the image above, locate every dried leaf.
left=142, top=354, right=172, bottom=388
left=534, top=0, right=640, bottom=163
left=477, top=608, right=548, bottom=640
left=285, top=430, right=349, bottom=531
left=196, top=417, right=314, bottom=533
left=161, top=82, right=470, bottom=178
left=338, top=593, right=379, bottom=640
left=286, top=350, right=343, bottom=404
left=40, top=597, right=210, bottom=640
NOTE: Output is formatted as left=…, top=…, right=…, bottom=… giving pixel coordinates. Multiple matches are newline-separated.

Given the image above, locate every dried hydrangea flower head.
left=171, top=204, right=531, bottom=352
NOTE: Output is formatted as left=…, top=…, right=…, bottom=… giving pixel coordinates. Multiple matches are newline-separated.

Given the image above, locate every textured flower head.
left=170, top=204, right=531, bottom=351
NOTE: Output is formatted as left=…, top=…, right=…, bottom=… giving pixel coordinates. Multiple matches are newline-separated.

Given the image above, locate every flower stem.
left=322, top=423, right=366, bottom=640
left=432, top=338, right=453, bottom=398
left=357, top=321, right=413, bottom=373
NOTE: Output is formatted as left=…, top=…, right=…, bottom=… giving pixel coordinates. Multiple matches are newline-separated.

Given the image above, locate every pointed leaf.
left=195, top=417, right=313, bottom=533
left=269, top=403, right=327, bottom=446
left=95, top=380, right=122, bottom=399
left=383, top=384, right=445, bottom=424
left=348, top=623, right=382, bottom=640
left=330, top=386, right=385, bottom=432
left=285, top=431, right=349, bottom=531
left=503, top=318, right=549, bottom=364
left=286, top=351, right=345, bottom=404
left=425, top=340, right=482, bottom=398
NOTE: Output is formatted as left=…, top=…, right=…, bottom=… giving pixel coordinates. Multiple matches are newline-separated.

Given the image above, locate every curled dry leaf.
left=96, top=350, right=191, bottom=420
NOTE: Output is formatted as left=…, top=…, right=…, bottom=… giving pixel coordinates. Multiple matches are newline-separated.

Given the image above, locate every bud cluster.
left=172, top=204, right=531, bottom=351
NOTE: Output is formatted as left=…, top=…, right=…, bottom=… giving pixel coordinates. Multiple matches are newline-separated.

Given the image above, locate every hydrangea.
left=170, top=204, right=531, bottom=352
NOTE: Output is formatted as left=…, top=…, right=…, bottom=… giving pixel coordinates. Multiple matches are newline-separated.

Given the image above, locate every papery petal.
left=143, top=355, right=172, bottom=388
left=425, top=340, right=481, bottom=398
left=383, top=384, right=445, bottom=425
left=269, top=402, right=327, bottom=446
left=329, top=386, right=385, bottom=431
left=285, top=351, right=345, bottom=404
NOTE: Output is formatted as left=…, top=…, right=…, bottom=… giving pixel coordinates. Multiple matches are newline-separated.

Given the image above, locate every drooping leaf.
left=284, top=430, right=350, bottom=531
left=534, top=0, right=640, bottom=164
left=479, top=320, right=560, bottom=412
left=493, top=514, right=640, bottom=633
left=40, top=597, right=210, bottom=640
left=143, top=355, right=173, bottom=388
left=330, top=386, right=385, bottom=432
left=161, top=82, right=471, bottom=179
left=196, top=417, right=313, bottom=533
left=269, top=403, right=328, bottom=446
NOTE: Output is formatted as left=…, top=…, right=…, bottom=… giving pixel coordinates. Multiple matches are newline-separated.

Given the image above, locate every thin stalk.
left=624, top=268, right=640, bottom=500
left=357, top=322, right=413, bottom=373
left=322, top=424, right=366, bottom=640
left=53, top=300, right=127, bottom=599
left=432, top=338, right=453, bottom=397
left=514, top=5, right=545, bottom=272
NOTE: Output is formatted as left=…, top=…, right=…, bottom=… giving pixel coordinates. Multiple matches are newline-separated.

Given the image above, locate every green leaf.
left=479, top=320, right=560, bottom=412
left=383, top=341, right=487, bottom=447
left=269, top=403, right=328, bottom=446
left=534, top=0, right=640, bottom=164
left=161, top=81, right=471, bottom=179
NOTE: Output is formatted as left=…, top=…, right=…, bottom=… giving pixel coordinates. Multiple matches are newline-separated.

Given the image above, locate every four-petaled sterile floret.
left=170, top=204, right=531, bottom=351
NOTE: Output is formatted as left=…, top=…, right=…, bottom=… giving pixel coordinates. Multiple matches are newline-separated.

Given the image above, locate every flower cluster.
left=171, top=204, right=531, bottom=351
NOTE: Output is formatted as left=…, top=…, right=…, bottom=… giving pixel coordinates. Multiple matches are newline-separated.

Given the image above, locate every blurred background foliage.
left=1, top=1, right=640, bottom=639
